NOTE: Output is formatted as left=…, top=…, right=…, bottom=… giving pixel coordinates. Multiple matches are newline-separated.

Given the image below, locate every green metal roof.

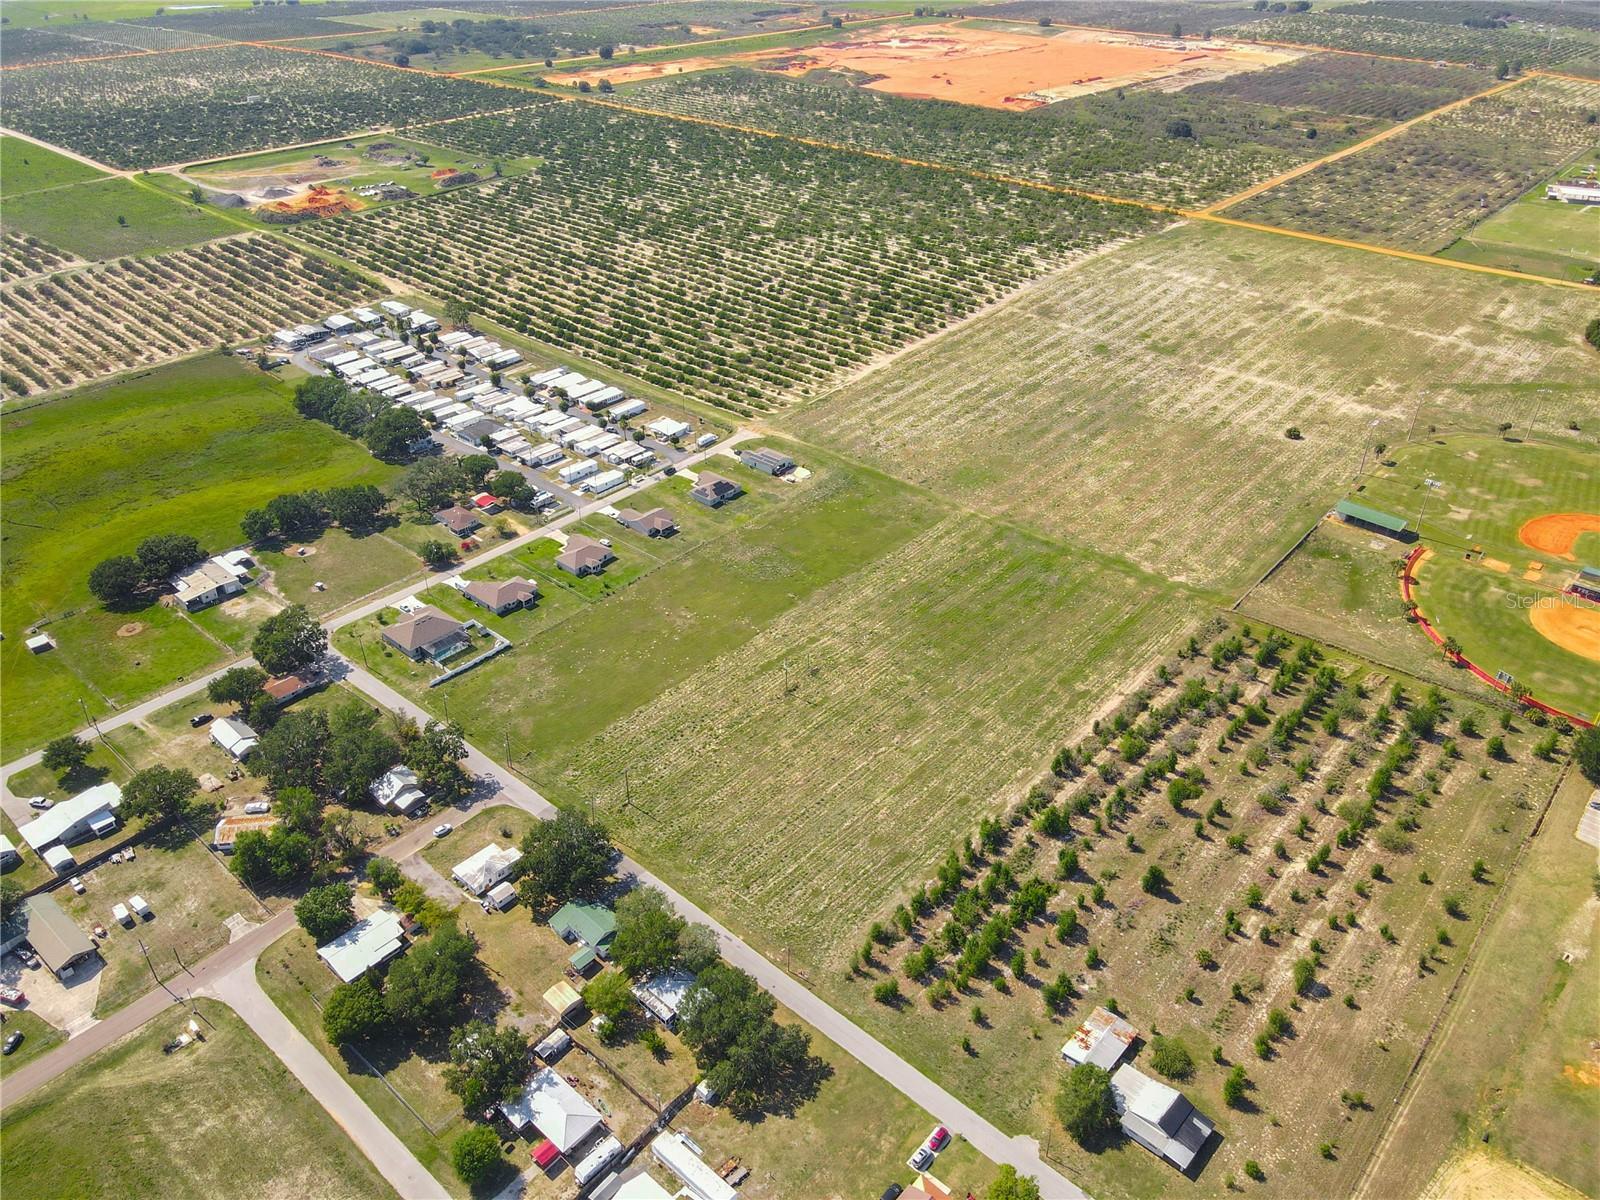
left=1336, top=500, right=1408, bottom=534
left=550, top=901, right=615, bottom=948
left=569, top=945, right=597, bottom=972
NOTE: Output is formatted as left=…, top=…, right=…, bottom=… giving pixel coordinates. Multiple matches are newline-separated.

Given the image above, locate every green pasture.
left=1442, top=150, right=1600, bottom=281
left=0, top=135, right=104, bottom=197
left=0, top=176, right=236, bottom=259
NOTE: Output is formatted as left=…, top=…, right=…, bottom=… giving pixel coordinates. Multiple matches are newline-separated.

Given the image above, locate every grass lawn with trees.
left=0, top=998, right=399, bottom=1200
left=1, top=353, right=399, bottom=756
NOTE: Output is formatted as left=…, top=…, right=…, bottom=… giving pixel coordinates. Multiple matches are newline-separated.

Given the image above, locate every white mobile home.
left=582, top=469, right=625, bottom=495
left=609, top=399, right=648, bottom=420
left=521, top=443, right=565, bottom=467
left=581, top=385, right=624, bottom=410
left=558, top=459, right=598, bottom=485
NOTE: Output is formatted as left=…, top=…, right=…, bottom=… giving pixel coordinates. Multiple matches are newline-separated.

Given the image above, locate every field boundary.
left=1401, top=546, right=1595, bottom=728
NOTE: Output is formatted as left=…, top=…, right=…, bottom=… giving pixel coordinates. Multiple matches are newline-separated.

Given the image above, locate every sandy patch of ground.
left=284, top=544, right=318, bottom=557
left=1422, top=1150, right=1587, bottom=1200
left=116, top=622, right=144, bottom=637
left=560, top=23, right=1293, bottom=109
left=1519, top=512, right=1600, bottom=560
left=1483, top=557, right=1511, bottom=573
left=1530, top=596, right=1600, bottom=662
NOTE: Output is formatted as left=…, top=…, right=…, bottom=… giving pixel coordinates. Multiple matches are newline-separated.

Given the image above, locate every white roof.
left=1062, top=1006, right=1137, bottom=1070
left=352, top=307, right=381, bottom=322
left=583, top=386, right=625, bottom=409
left=583, top=470, right=625, bottom=494
left=499, top=1068, right=603, bottom=1151
left=1111, top=1063, right=1215, bottom=1172
left=42, top=845, right=75, bottom=871
left=379, top=300, right=411, bottom=315
left=210, top=717, right=259, bottom=758
left=452, top=843, right=523, bottom=895
left=317, top=909, right=406, bottom=983
left=20, top=783, right=123, bottom=851
left=0, top=835, right=16, bottom=857
left=547, top=371, right=588, bottom=390
left=646, top=418, right=692, bottom=438
left=610, top=400, right=648, bottom=419
left=632, top=968, right=697, bottom=1023
left=370, top=766, right=427, bottom=814
left=613, top=1172, right=674, bottom=1200
left=487, top=881, right=517, bottom=908
left=565, top=379, right=607, bottom=400
left=529, top=368, right=565, bottom=385
left=651, top=1132, right=736, bottom=1200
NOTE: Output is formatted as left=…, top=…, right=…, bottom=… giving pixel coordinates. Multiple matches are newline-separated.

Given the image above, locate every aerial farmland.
left=0, top=3, right=1595, bottom=1200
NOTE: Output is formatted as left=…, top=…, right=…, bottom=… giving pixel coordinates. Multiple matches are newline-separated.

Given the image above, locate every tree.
left=678, top=922, right=720, bottom=973
left=1575, top=726, right=1600, bottom=785
left=323, top=484, right=388, bottom=531
left=366, top=856, right=404, bottom=896
left=987, top=1167, right=1043, bottom=1200
left=266, top=492, right=325, bottom=536
left=611, top=886, right=685, bottom=977
left=324, top=700, right=401, bottom=800
left=255, top=708, right=330, bottom=794
left=419, top=539, right=457, bottom=569
left=406, top=720, right=469, bottom=806
left=443, top=298, right=473, bottom=328
left=450, top=1126, right=502, bottom=1186
left=598, top=43, right=614, bottom=59
left=444, top=1020, right=530, bottom=1112
left=252, top=603, right=327, bottom=677
left=208, top=665, right=267, bottom=710
left=1148, top=1035, right=1194, bottom=1080
left=135, top=532, right=204, bottom=583
left=296, top=882, right=355, bottom=943
left=399, top=457, right=463, bottom=513
left=41, top=735, right=89, bottom=776
left=1223, top=1064, right=1249, bottom=1107
left=323, top=975, right=387, bottom=1044
left=679, top=963, right=811, bottom=1108
left=1586, top=316, right=1600, bottom=353
left=1140, top=864, right=1168, bottom=894
left=88, top=555, right=144, bottom=605
left=385, top=920, right=476, bottom=1029
left=487, top=470, right=534, bottom=508
left=364, top=406, right=428, bottom=462
left=0, top=878, right=25, bottom=924
left=1055, top=1064, right=1118, bottom=1145
left=518, top=809, right=613, bottom=902
left=230, top=826, right=315, bottom=886
left=294, top=376, right=350, bottom=423
left=121, top=766, right=200, bottom=823
left=1164, top=118, right=1194, bottom=139
left=456, top=454, right=497, bottom=490
left=240, top=508, right=274, bottom=544
left=583, top=969, right=634, bottom=1021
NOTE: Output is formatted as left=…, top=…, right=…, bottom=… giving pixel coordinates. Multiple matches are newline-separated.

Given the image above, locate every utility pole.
left=137, top=937, right=180, bottom=1002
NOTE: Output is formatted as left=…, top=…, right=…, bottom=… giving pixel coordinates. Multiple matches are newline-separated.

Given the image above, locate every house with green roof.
left=550, top=901, right=616, bottom=973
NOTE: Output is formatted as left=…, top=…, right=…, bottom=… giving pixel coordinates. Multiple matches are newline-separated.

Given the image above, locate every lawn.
left=0, top=176, right=237, bottom=259
left=0, top=1010, right=64, bottom=1079
left=1, top=353, right=399, bottom=756
left=0, top=134, right=105, bottom=197
left=257, top=525, right=424, bottom=616
left=1361, top=767, right=1600, bottom=1200
left=1441, top=150, right=1600, bottom=281
left=784, top=221, right=1600, bottom=594
left=0, top=998, right=399, bottom=1200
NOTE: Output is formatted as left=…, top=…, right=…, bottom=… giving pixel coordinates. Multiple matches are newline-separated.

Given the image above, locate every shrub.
left=1222, top=1065, right=1249, bottom=1107
left=1148, top=1035, right=1193, bottom=1080
left=451, top=1126, right=502, bottom=1185
left=1055, top=1064, right=1119, bottom=1144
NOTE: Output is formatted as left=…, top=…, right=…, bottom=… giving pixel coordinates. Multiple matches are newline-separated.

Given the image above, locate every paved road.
left=203, top=959, right=446, bottom=1200
left=357, top=662, right=1086, bottom=1198
left=0, top=908, right=293, bottom=1106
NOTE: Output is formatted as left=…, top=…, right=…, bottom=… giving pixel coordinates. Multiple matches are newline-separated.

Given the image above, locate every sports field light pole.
left=1354, top=418, right=1381, bottom=479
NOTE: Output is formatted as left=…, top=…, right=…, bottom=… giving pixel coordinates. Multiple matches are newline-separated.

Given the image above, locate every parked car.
left=432, top=823, right=453, bottom=838
left=243, top=801, right=271, bottom=815
left=696, top=433, right=718, bottom=448
left=3, top=1031, right=22, bottom=1055
left=189, top=712, right=213, bottom=728
left=879, top=1186, right=903, bottom=1200
left=907, top=1146, right=934, bottom=1172
left=926, top=1126, right=950, bottom=1152
left=0, top=986, right=26, bottom=1006
left=69, top=877, right=85, bottom=895
left=27, top=797, right=52, bottom=810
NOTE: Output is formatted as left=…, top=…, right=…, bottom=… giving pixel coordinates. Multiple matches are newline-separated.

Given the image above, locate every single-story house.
left=169, top=560, right=245, bottom=610
left=499, top=1067, right=605, bottom=1154
left=19, top=782, right=122, bottom=853
left=1061, top=1006, right=1138, bottom=1070
left=1335, top=499, right=1412, bottom=541
left=23, top=895, right=99, bottom=981
left=1111, top=1063, right=1216, bottom=1173
left=688, top=472, right=742, bottom=508
left=210, top=716, right=259, bottom=761
left=370, top=765, right=428, bottom=814
left=556, top=535, right=615, bottom=578
left=452, top=842, right=523, bottom=895
left=381, top=606, right=470, bottom=663
left=433, top=504, right=482, bottom=537
left=317, top=909, right=408, bottom=983
left=650, top=1132, right=737, bottom=1200
left=632, top=968, right=697, bottom=1028
left=550, top=901, right=616, bottom=972
left=617, top=507, right=676, bottom=538
left=262, top=673, right=317, bottom=706
left=0, top=835, right=18, bottom=869
left=463, top=577, right=539, bottom=616
left=736, top=446, right=795, bottom=476
left=645, top=417, right=692, bottom=441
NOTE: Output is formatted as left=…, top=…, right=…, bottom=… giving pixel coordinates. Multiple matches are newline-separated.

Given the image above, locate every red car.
left=926, top=1125, right=950, bottom=1152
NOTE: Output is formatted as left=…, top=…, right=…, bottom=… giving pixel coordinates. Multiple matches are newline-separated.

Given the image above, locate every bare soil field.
left=784, top=222, right=1600, bottom=594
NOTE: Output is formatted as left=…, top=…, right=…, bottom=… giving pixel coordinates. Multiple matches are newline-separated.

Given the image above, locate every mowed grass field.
left=783, top=222, right=1600, bottom=595
left=1442, top=152, right=1600, bottom=282
left=1350, top=436, right=1600, bottom=720
left=1362, top=768, right=1600, bottom=1200
left=1, top=174, right=238, bottom=261
left=0, top=353, right=399, bottom=756
left=0, top=135, right=104, bottom=196
left=339, top=444, right=1201, bottom=970
left=0, top=999, right=398, bottom=1200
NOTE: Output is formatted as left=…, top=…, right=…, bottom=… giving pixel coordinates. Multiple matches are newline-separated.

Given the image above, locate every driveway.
left=0, top=953, right=101, bottom=1036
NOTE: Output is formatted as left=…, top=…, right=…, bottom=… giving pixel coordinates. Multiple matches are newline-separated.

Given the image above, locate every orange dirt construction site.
left=261, top=184, right=362, bottom=216
left=1518, top=512, right=1600, bottom=560
left=558, top=22, right=1294, bottom=109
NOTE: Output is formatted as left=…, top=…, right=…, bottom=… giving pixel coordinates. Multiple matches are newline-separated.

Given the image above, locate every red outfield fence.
left=1399, top=545, right=1594, bottom=730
